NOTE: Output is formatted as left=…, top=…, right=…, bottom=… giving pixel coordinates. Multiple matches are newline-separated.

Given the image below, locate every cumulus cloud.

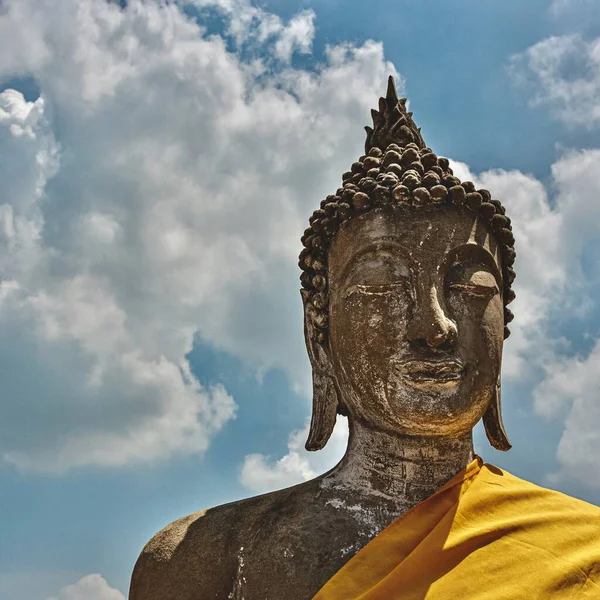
left=509, top=33, right=600, bottom=128
left=502, top=8, right=600, bottom=487
left=240, top=417, right=348, bottom=493
left=47, top=574, right=125, bottom=600
left=189, top=0, right=315, bottom=61
left=531, top=148, right=600, bottom=486
left=534, top=342, right=600, bottom=488
left=0, top=0, right=395, bottom=472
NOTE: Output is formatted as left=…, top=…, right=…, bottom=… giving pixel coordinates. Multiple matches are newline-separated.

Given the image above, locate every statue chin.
left=365, top=378, right=493, bottom=438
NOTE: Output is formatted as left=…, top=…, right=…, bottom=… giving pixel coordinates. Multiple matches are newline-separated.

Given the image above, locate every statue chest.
left=222, top=534, right=365, bottom=600
left=221, top=504, right=398, bottom=600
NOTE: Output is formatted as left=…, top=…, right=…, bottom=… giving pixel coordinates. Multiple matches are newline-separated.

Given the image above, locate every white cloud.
left=550, top=148, right=600, bottom=256
left=504, top=0, right=600, bottom=484
left=274, top=10, right=315, bottom=62
left=509, top=33, right=600, bottom=128
left=0, top=0, right=396, bottom=472
left=240, top=417, right=348, bottom=493
left=533, top=342, right=600, bottom=488
left=188, top=0, right=315, bottom=61
left=530, top=148, right=600, bottom=487
left=47, top=574, right=125, bottom=600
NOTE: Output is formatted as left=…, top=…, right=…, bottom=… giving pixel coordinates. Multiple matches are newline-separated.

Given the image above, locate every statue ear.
left=301, top=290, right=339, bottom=451
left=483, top=377, right=511, bottom=451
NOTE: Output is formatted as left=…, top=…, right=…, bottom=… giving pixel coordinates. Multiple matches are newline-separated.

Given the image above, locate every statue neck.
left=325, top=420, right=475, bottom=507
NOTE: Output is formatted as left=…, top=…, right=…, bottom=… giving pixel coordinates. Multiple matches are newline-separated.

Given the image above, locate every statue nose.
left=407, top=285, right=458, bottom=351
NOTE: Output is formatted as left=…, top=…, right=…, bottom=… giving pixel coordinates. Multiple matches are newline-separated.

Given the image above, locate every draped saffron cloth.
left=313, top=457, right=600, bottom=599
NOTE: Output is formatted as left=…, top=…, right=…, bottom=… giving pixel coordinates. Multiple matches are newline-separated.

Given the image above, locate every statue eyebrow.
left=444, top=243, right=502, bottom=286
left=336, top=238, right=411, bottom=283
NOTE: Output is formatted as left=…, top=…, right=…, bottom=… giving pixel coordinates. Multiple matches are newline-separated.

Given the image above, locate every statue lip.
left=397, top=359, right=465, bottom=383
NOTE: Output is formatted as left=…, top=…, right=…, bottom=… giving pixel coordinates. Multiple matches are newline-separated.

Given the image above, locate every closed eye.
left=449, top=282, right=498, bottom=298
left=343, top=281, right=406, bottom=298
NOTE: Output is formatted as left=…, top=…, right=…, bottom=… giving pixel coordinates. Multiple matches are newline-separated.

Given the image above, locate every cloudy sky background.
left=1, top=0, right=599, bottom=598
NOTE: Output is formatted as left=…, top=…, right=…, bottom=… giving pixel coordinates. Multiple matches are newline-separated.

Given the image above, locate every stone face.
left=129, top=77, right=514, bottom=600
left=327, top=206, right=503, bottom=440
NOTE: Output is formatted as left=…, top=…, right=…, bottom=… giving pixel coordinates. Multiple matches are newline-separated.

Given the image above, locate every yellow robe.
left=313, top=457, right=600, bottom=599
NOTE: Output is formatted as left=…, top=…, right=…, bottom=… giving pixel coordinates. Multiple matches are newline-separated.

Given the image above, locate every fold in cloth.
left=313, top=458, right=600, bottom=599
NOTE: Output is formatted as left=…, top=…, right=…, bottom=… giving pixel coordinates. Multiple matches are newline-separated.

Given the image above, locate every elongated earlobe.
left=483, top=378, right=511, bottom=451
left=306, top=370, right=338, bottom=451
left=301, top=290, right=340, bottom=451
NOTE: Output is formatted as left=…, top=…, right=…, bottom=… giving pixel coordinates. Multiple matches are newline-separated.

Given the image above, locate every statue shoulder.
left=129, top=478, right=327, bottom=600
left=129, top=505, right=224, bottom=600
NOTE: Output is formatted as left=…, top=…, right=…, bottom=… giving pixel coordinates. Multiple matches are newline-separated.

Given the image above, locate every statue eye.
left=343, top=281, right=407, bottom=298
left=449, top=282, right=498, bottom=298
left=343, top=250, right=411, bottom=292
left=447, top=267, right=499, bottom=299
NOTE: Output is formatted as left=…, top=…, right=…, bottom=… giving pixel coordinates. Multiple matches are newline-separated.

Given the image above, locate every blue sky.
left=1, top=0, right=599, bottom=598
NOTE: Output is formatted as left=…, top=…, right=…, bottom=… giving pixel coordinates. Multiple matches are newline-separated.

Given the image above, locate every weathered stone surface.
left=130, top=475, right=407, bottom=600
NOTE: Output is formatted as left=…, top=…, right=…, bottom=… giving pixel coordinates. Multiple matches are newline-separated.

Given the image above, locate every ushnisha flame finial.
left=365, top=76, right=426, bottom=154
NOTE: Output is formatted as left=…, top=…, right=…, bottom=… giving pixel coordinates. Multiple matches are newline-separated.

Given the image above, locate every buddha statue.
left=129, top=77, right=600, bottom=600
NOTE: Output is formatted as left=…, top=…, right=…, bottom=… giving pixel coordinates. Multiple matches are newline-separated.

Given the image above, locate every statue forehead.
left=328, top=205, right=502, bottom=279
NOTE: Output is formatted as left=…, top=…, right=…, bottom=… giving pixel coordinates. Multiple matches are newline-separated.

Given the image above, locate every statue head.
left=300, top=77, right=515, bottom=453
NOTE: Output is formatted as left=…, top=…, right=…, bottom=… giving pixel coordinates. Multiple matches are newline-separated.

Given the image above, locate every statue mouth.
left=397, top=359, right=465, bottom=386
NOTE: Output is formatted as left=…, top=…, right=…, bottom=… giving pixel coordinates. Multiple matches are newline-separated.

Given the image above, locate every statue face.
left=327, top=205, right=504, bottom=437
